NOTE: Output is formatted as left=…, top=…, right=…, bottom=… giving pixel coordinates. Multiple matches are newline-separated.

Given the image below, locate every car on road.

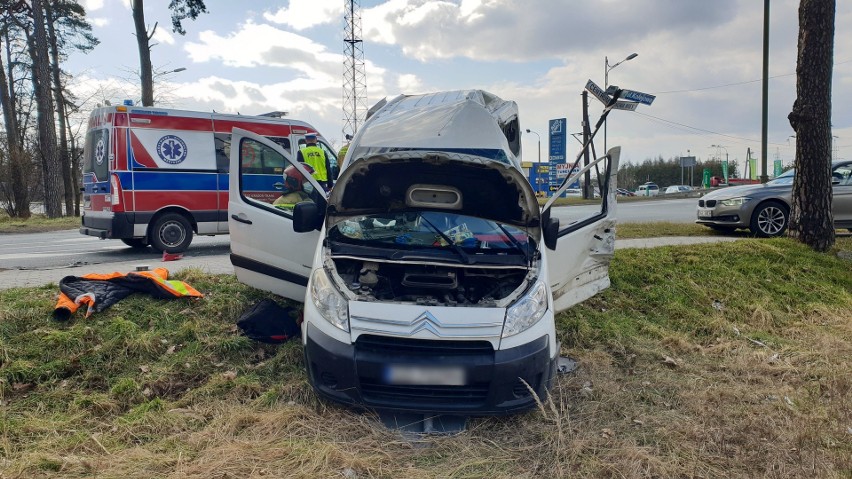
left=616, top=188, right=635, bottom=197
left=664, top=185, right=693, bottom=195
left=637, top=182, right=660, bottom=196
left=696, top=160, right=852, bottom=237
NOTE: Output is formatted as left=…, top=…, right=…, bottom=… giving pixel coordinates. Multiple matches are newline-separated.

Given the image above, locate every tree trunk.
left=30, top=0, right=64, bottom=218
left=45, top=0, right=74, bottom=216
left=132, top=0, right=154, bottom=106
left=787, top=0, right=835, bottom=252
left=0, top=31, right=30, bottom=218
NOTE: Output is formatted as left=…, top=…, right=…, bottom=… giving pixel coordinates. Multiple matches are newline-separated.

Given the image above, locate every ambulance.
left=228, top=90, right=621, bottom=415
left=79, top=105, right=335, bottom=252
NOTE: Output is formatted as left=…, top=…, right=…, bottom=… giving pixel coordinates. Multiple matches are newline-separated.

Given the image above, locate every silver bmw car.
left=696, top=160, right=852, bottom=237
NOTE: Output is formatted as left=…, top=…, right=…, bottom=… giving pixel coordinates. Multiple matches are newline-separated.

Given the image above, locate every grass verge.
left=0, top=214, right=79, bottom=234
left=0, top=238, right=850, bottom=477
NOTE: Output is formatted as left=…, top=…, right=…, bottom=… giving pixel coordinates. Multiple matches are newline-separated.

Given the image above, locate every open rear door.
left=543, top=147, right=620, bottom=313
left=228, top=128, right=325, bottom=301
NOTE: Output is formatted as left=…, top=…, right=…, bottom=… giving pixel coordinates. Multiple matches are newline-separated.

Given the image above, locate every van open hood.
left=326, top=91, right=540, bottom=240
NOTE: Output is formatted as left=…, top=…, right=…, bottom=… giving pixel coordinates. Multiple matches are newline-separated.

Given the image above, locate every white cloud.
left=152, top=26, right=175, bottom=45
left=264, top=0, right=342, bottom=30
left=81, top=0, right=105, bottom=12
left=363, top=0, right=738, bottom=62
left=90, top=17, right=109, bottom=27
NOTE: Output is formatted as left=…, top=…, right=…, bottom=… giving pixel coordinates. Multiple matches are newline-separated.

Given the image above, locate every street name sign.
left=620, top=89, right=656, bottom=105
left=585, top=79, right=639, bottom=111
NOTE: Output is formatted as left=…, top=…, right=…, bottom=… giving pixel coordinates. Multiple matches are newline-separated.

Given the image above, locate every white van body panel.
left=547, top=148, right=620, bottom=313
left=227, top=128, right=325, bottom=302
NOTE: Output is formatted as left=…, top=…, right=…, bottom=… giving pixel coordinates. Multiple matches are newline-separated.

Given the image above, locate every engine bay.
left=332, top=258, right=530, bottom=306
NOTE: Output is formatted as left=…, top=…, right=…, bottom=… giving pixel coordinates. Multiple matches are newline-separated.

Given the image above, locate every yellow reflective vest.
left=302, top=145, right=328, bottom=182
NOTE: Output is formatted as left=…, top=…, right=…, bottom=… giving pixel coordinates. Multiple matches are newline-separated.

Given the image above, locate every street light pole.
left=525, top=129, right=541, bottom=193
left=604, top=52, right=638, bottom=152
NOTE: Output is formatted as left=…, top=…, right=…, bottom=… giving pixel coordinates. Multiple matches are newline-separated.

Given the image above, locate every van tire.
left=121, top=238, right=149, bottom=249
left=150, top=213, right=193, bottom=253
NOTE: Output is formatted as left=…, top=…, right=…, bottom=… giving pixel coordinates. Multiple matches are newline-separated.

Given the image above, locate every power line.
left=652, top=59, right=852, bottom=95
left=632, top=111, right=792, bottom=148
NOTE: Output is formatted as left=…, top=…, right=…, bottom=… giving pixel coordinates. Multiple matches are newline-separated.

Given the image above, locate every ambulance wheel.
left=121, top=238, right=149, bottom=249
left=150, top=213, right=193, bottom=253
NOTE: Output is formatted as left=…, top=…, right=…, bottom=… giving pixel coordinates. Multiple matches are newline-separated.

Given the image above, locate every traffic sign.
left=609, top=101, right=638, bottom=112
left=586, top=79, right=640, bottom=110
left=585, top=80, right=610, bottom=105
left=620, top=89, right=656, bottom=105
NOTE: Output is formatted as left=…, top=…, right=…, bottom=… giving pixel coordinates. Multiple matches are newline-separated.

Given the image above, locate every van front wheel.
left=150, top=213, right=193, bottom=253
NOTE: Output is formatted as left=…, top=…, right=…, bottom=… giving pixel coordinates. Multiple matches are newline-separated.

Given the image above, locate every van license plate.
left=385, top=365, right=466, bottom=386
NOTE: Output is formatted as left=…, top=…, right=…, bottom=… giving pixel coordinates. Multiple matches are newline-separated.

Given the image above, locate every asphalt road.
left=550, top=197, right=696, bottom=225
left=0, top=198, right=698, bottom=273
left=0, top=230, right=230, bottom=272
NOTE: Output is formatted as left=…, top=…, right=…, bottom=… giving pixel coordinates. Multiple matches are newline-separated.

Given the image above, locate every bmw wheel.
left=150, top=213, right=193, bottom=253
left=749, top=201, right=788, bottom=237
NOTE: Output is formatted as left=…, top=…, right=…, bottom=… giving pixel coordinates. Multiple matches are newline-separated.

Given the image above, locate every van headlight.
left=503, top=281, right=548, bottom=338
left=310, top=268, right=349, bottom=332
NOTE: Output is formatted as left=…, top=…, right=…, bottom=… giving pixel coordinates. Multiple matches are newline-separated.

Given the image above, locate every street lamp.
left=604, top=52, right=638, bottom=151
left=711, top=144, right=729, bottom=183
left=150, top=67, right=187, bottom=105
left=525, top=129, right=541, bottom=194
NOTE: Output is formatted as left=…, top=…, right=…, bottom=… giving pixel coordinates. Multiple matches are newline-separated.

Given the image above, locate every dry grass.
left=1, top=239, right=851, bottom=478
left=0, top=214, right=79, bottom=234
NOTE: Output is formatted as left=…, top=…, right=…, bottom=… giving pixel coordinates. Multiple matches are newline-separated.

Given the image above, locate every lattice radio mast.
left=343, top=0, right=367, bottom=138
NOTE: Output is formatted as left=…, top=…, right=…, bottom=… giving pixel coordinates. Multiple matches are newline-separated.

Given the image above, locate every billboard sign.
left=548, top=118, right=567, bottom=195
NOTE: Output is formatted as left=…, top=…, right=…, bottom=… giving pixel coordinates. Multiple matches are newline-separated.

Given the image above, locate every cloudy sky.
left=71, top=0, right=851, bottom=171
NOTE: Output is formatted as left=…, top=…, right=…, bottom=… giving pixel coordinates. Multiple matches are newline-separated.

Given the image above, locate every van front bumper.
left=304, top=323, right=557, bottom=415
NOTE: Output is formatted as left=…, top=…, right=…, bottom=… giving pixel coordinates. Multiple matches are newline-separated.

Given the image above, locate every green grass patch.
left=0, top=239, right=850, bottom=477
left=0, top=213, right=79, bottom=234
left=615, top=221, right=729, bottom=239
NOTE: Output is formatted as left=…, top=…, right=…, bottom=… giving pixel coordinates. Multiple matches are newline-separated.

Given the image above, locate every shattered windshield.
left=328, top=211, right=531, bottom=258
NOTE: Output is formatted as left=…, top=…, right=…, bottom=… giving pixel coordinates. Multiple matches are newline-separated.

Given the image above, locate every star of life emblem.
left=95, top=137, right=106, bottom=165
left=156, top=135, right=188, bottom=165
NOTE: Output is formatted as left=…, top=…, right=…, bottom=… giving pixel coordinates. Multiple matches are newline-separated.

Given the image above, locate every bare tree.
left=133, top=0, right=206, bottom=107
left=45, top=0, right=98, bottom=216
left=787, top=0, right=836, bottom=252
left=8, top=0, right=63, bottom=217
left=0, top=17, right=29, bottom=217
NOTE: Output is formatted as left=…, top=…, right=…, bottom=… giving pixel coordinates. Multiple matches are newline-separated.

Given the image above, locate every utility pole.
left=760, top=0, right=770, bottom=183
left=582, top=90, right=592, bottom=199
left=343, top=0, right=367, bottom=138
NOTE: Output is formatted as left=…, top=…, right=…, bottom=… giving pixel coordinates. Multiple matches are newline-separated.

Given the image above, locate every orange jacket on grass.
left=53, top=267, right=202, bottom=321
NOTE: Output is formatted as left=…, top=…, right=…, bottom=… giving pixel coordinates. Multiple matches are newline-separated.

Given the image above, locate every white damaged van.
left=228, top=90, right=620, bottom=414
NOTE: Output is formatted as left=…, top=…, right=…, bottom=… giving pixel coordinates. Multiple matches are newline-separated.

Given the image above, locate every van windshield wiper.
left=496, top=223, right=531, bottom=265
left=419, top=215, right=472, bottom=264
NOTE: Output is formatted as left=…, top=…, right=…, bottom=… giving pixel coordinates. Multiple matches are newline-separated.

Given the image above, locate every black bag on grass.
left=236, top=299, right=301, bottom=343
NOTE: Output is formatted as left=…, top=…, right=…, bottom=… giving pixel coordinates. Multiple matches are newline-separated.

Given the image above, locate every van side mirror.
left=543, top=217, right=559, bottom=250
left=293, top=202, right=323, bottom=232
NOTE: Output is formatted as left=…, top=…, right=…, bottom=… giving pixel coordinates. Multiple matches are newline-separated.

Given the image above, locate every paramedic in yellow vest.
left=297, top=133, right=332, bottom=190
